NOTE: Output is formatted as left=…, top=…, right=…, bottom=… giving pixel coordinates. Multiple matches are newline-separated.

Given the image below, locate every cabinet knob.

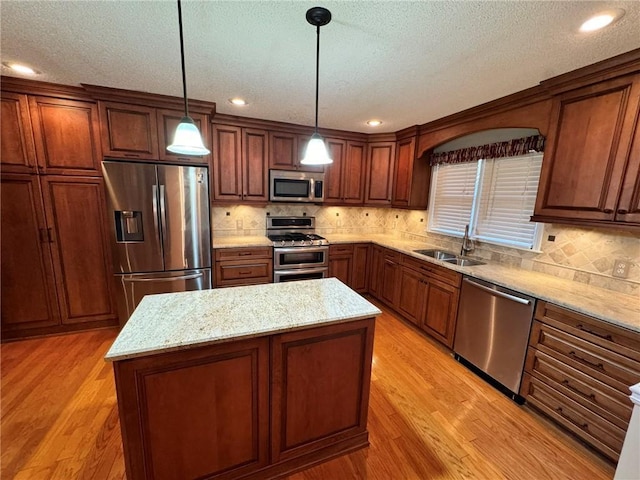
left=617, top=209, right=628, bottom=215
left=603, top=209, right=614, bottom=214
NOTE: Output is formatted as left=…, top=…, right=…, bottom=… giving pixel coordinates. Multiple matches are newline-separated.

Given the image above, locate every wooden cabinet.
left=394, top=254, right=462, bottom=347
left=1, top=92, right=37, bottom=173
left=379, top=249, right=401, bottom=308
left=268, top=130, right=323, bottom=173
left=100, top=102, right=209, bottom=163
left=521, top=301, right=640, bottom=461
left=368, top=245, right=384, bottom=297
left=351, top=243, right=370, bottom=293
left=325, top=139, right=366, bottom=205
left=212, top=124, right=268, bottom=203
left=328, top=243, right=353, bottom=286
left=1, top=174, right=118, bottom=339
left=214, top=247, right=273, bottom=287
left=29, top=96, right=102, bottom=175
left=392, top=134, right=431, bottom=209
left=365, top=141, right=396, bottom=206
left=533, top=74, right=640, bottom=227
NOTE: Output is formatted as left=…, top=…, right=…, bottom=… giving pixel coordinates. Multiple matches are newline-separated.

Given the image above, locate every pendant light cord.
left=177, top=0, right=189, bottom=118
left=314, top=24, right=320, bottom=134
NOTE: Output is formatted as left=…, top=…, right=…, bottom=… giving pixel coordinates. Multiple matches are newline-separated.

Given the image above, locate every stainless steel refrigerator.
left=102, top=160, right=211, bottom=323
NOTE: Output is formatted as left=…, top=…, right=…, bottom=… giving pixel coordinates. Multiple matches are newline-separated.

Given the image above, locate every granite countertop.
left=105, top=278, right=381, bottom=361
left=212, top=234, right=640, bottom=333
left=212, top=235, right=273, bottom=248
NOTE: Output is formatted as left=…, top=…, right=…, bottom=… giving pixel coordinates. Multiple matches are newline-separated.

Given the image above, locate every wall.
left=213, top=205, right=640, bottom=296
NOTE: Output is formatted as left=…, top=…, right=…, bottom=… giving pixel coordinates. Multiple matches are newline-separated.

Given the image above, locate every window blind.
left=474, top=154, right=542, bottom=249
left=428, top=161, right=479, bottom=236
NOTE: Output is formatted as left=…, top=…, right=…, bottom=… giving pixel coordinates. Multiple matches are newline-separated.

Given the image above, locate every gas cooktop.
left=266, top=216, right=328, bottom=247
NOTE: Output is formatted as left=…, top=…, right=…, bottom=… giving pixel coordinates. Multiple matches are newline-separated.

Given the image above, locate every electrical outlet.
left=236, top=219, right=243, bottom=230
left=612, top=259, right=630, bottom=279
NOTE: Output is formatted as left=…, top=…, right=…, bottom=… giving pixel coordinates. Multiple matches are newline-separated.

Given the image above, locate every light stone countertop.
left=212, top=234, right=640, bottom=333
left=212, top=235, right=273, bottom=248
left=105, top=278, right=381, bottom=361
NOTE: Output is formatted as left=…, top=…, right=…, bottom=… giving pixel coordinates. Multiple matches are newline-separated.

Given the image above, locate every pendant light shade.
left=167, top=0, right=210, bottom=156
left=300, top=6, right=332, bottom=166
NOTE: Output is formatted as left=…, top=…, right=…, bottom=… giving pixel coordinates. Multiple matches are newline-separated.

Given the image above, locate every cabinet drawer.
left=524, top=348, right=632, bottom=428
left=401, top=254, right=461, bottom=287
left=214, top=247, right=272, bottom=261
left=530, top=321, right=640, bottom=392
left=522, top=373, right=624, bottom=461
left=215, top=259, right=273, bottom=287
left=535, top=301, right=640, bottom=360
left=329, top=244, right=354, bottom=255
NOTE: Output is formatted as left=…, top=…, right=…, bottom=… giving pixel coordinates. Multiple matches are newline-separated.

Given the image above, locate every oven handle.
left=273, top=246, right=329, bottom=255
left=274, top=267, right=328, bottom=282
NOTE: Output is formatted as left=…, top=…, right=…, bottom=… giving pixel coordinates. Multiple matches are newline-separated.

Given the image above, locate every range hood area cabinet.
left=532, top=72, right=640, bottom=227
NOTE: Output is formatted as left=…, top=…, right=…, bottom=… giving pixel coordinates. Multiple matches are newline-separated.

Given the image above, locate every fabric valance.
left=429, top=135, right=545, bottom=166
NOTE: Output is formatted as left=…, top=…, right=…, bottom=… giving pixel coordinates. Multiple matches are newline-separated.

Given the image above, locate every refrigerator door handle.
left=151, top=184, right=161, bottom=244
left=159, top=184, right=167, bottom=239
left=125, top=272, right=204, bottom=282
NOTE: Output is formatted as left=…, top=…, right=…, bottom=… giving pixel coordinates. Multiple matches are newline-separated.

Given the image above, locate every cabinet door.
left=324, top=138, right=346, bottom=203
left=616, top=119, right=640, bottom=224
left=1, top=174, right=60, bottom=332
left=242, top=128, right=269, bottom=202
left=368, top=245, right=384, bottom=296
left=397, top=267, right=427, bottom=326
left=1, top=93, right=37, bottom=173
left=41, top=176, right=117, bottom=325
left=157, top=109, right=210, bottom=164
left=29, top=96, right=102, bottom=175
left=351, top=243, right=370, bottom=293
left=365, top=141, right=396, bottom=205
left=212, top=124, right=243, bottom=201
left=380, top=253, right=400, bottom=308
left=329, top=255, right=352, bottom=286
left=422, top=277, right=460, bottom=348
left=269, top=131, right=298, bottom=170
left=534, top=74, right=640, bottom=223
left=99, top=101, right=158, bottom=159
left=392, top=136, right=416, bottom=207
left=343, top=141, right=366, bottom=204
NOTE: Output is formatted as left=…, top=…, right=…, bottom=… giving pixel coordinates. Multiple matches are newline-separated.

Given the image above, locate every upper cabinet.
left=99, top=102, right=210, bottom=164
left=365, top=141, right=396, bottom=206
left=268, top=131, right=323, bottom=173
left=324, top=138, right=366, bottom=205
left=1, top=93, right=37, bottom=173
left=392, top=130, right=431, bottom=209
left=533, top=73, right=640, bottom=228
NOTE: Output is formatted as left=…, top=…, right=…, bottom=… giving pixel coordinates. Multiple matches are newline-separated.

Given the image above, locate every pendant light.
left=301, top=7, right=333, bottom=166
left=167, top=0, right=210, bottom=156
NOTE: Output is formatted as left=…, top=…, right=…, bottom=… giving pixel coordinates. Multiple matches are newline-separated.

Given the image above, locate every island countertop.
left=105, top=278, right=381, bottom=361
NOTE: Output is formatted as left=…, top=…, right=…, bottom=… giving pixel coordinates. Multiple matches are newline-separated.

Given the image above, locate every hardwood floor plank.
left=1, top=307, right=615, bottom=480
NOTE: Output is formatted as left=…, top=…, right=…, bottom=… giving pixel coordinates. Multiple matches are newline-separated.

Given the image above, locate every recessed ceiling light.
left=2, top=62, right=38, bottom=75
left=367, top=120, right=382, bottom=127
left=229, top=98, right=248, bottom=106
left=579, top=9, right=624, bottom=32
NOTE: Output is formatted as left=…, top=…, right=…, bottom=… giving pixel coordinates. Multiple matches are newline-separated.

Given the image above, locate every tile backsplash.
left=212, top=204, right=640, bottom=296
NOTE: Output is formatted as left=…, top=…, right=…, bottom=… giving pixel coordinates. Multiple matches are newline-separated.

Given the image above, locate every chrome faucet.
left=461, top=224, right=474, bottom=256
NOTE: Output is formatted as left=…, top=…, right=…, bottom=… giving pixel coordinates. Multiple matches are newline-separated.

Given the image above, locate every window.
left=428, top=153, right=543, bottom=250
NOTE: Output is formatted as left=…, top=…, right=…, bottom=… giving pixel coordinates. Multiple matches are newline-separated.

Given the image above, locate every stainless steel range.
left=267, top=216, right=329, bottom=282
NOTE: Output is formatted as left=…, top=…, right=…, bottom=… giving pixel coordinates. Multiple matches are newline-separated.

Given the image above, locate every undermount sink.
left=413, top=249, right=486, bottom=267
left=413, top=249, right=457, bottom=260
left=442, top=257, right=486, bottom=267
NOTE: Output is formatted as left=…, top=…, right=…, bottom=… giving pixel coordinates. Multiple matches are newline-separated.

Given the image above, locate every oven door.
left=274, top=246, right=329, bottom=269
left=274, top=267, right=328, bottom=283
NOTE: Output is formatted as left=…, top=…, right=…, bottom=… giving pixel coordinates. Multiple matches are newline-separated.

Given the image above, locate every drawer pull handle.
left=238, top=252, right=252, bottom=256
left=568, top=351, right=604, bottom=371
left=238, top=271, right=253, bottom=275
left=561, top=380, right=597, bottom=401
left=576, top=324, right=613, bottom=341
left=556, top=407, right=589, bottom=431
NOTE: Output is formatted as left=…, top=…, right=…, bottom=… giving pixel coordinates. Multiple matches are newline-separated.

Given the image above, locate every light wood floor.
left=2, top=306, right=615, bottom=479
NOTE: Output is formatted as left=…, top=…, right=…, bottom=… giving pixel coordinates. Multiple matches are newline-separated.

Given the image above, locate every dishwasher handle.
left=463, top=278, right=531, bottom=305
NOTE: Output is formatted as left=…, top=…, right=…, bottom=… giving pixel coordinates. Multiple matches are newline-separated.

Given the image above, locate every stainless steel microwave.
left=269, top=170, right=325, bottom=203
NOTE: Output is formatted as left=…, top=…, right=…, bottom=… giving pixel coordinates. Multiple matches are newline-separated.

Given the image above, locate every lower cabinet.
left=113, top=318, right=375, bottom=480
left=1, top=173, right=118, bottom=339
left=328, top=243, right=369, bottom=293
left=521, top=301, right=640, bottom=461
left=214, top=247, right=273, bottom=287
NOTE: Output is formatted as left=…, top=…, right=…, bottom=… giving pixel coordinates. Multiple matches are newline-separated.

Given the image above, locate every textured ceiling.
left=1, top=1, right=639, bottom=133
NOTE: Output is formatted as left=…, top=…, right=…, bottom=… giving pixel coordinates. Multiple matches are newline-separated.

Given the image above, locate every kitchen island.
left=105, top=278, right=381, bottom=480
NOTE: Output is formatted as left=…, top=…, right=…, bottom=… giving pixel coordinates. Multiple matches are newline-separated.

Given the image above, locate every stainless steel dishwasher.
left=453, top=276, right=536, bottom=401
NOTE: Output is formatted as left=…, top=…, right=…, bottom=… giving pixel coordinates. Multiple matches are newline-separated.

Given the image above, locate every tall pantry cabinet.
left=1, top=82, right=118, bottom=340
